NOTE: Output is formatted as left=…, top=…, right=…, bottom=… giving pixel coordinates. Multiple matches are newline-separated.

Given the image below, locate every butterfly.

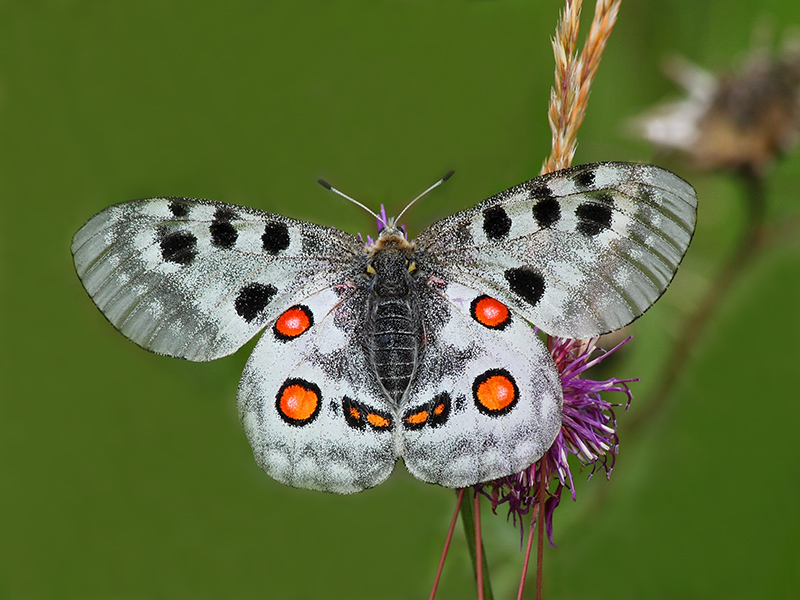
left=72, top=162, right=697, bottom=494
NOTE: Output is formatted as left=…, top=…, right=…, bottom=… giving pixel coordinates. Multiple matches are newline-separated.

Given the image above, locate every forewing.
left=416, top=162, right=697, bottom=338
left=400, top=281, right=562, bottom=488
left=71, top=197, right=364, bottom=361
left=238, top=286, right=398, bottom=494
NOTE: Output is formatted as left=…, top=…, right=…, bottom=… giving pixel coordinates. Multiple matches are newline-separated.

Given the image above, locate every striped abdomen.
left=369, top=296, right=418, bottom=405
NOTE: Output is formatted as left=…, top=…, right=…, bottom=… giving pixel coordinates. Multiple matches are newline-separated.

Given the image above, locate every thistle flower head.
left=361, top=205, right=403, bottom=246
left=479, top=335, right=635, bottom=544
left=376, top=204, right=389, bottom=234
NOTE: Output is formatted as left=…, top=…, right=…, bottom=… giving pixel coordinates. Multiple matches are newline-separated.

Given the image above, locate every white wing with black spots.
left=237, top=277, right=562, bottom=492
left=416, top=162, right=697, bottom=338
left=238, top=286, right=398, bottom=494
left=72, top=161, right=697, bottom=494
left=399, top=281, right=562, bottom=488
left=72, top=197, right=365, bottom=361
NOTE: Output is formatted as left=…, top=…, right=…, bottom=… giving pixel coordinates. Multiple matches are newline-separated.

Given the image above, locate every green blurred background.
left=2, top=1, right=799, bottom=598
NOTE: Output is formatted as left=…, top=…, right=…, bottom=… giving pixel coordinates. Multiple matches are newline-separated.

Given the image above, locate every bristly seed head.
left=632, top=47, right=800, bottom=172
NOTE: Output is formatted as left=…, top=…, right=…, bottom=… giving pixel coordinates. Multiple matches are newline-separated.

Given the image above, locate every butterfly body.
left=363, top=228, right=420, bottom=404
left=72, top=162, right=697, bottom=493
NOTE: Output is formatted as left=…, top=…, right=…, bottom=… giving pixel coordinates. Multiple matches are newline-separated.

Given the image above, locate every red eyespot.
left=471, top=295, right=511, bottom=329
left=473, top=369, right=518, bottom=416
left=274, top=305, right=313, bottom=340
left=276, top=379, right=321, bottom=425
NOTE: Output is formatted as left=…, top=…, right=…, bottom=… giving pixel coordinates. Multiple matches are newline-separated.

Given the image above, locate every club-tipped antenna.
left=395, top=170, right=455, bottom=224
left=317, top=178, right=387, bottom=228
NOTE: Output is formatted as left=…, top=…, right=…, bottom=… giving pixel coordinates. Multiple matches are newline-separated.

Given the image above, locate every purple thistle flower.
left=479, top=335, right=635, bottom=544
left=363, top=204, right=406, bottom=246
left=376, top=204, right=389, bottom=233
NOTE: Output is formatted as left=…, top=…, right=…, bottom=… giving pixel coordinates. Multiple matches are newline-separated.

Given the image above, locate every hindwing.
left=238, top=286, right=398, bottom=494
left=400, top=281, right=562, bottom=488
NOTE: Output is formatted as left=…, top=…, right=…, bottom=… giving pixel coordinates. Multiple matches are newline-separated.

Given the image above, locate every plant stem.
left=429, top=489, right=464, bottom=600
left=460, top=490, right=494, bottom=600
left=536, top=473, right=547, bottom=600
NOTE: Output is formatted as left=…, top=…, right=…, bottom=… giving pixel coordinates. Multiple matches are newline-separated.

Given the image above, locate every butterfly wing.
left=238, top=285, right=399, bottom=494
left=72, top=162, right=696, bottom=494
left=416, top=162, right=697, bottom=338
left=399, top=281, right=562, bottom=488
left=74, top=197, right=395, bottom=493
left=71, top=197, right=364, bottom=360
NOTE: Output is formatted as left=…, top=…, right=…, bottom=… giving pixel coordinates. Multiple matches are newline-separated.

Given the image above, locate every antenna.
left=318, top=169, right=455, bottom=228
left=395, top=170, right=455, bottom=224
left=317, top=178, right=387, bottom=228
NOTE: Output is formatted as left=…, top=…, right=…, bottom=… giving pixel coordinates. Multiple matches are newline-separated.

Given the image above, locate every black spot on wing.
left=235, top=282, right=277, bottom=322
left=576, top=193, right=614, bottom=236
left=168, top=200, right=190, bottom=218
left=504, top=267, right=545, bottom=307
left=210, top=207, right=238, bottom=249
left=532, top=196, right=560, bottom=229
left=160, top=231, right=197, bottom=265
left=262, top=221, right=291, bottom=254
left=530, top=185, right=554, bottom=201
left=529, top=184, right=560, bottom=229
left=482, top=205, right=512, bottom=240
left=572, top=166, right=596, bottom=189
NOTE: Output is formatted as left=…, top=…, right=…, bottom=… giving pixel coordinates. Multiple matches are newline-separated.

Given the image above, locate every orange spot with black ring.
left=470, top=295, right=511, bottom=329
left=273, top=305, right=314, bottom=340
left=405, top=410, right=429, bottom=427
left=429, top=392, right=451, bottom=427
left=276, top=379, right=321, bottom=426
left=402, top=392, right=452, bottom=430
left=473, top=369, right=518, bottom=416
left=367, top=413, right=391, bottom=429
left=343, top=397, right=393, bottom=431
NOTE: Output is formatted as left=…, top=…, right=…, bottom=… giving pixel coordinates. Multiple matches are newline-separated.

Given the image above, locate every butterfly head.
left=368, top=221, right=414, bottom=253
left=365, top=223, right=417, bottom=294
